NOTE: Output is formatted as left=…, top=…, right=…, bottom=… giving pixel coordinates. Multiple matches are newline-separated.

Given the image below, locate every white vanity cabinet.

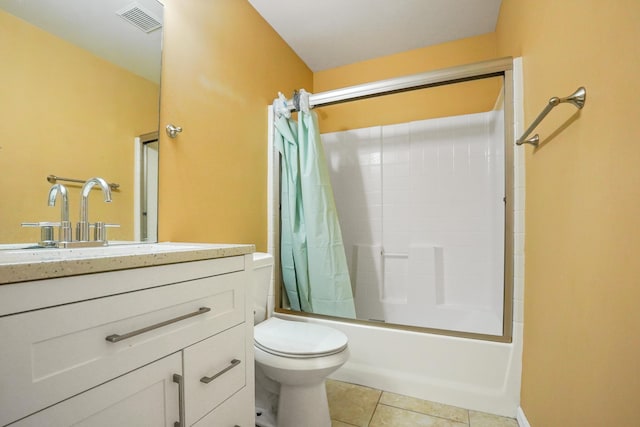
left=0, top=250, right=255, bottom=427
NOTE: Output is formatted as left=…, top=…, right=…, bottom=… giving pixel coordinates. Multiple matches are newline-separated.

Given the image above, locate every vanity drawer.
left=0, top=270, right=246, bottom=426
left=184, top=324, right=247, bottom=426
left=193, top=386, right=254, bottom=427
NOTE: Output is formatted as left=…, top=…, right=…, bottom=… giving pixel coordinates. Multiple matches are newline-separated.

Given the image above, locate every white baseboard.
left=517, top=407, right=531, bottom=427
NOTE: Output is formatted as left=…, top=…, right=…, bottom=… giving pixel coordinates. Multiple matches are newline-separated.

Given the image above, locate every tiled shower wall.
left=322, top=110, right=505, bottom=335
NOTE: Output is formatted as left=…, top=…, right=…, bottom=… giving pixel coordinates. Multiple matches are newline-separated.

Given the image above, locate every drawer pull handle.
left=200, top=359, right=241, bottom=384
left=105, top=307, right=211, bottom=343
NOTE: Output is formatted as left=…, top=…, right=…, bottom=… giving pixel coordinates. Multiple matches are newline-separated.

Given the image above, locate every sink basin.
left=0, top=242, right=236, bottom=265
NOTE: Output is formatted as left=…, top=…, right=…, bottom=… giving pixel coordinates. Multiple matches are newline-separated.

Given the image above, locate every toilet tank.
left=252, top=252, right=274, bottom=323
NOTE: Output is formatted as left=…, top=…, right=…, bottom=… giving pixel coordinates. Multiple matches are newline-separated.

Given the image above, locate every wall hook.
left=165, top=124, right=183, bottom=139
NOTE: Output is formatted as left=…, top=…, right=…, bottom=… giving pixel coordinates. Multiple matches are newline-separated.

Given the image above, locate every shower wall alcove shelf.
left=516, top=86, right=587, bottom=147
left=47, top=174, right=120, bottom=190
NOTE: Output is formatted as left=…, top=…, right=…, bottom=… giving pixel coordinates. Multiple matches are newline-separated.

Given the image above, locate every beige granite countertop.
left=0, top=242, right=255, bottom=285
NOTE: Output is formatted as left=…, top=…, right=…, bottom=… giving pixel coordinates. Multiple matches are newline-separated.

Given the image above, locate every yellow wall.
left=496, top=1, right=640, bottom=425
left=313, top=33, right=501, bottom=132
left=0, top=10, right=159, bottom=243
left=158, top=0, right=312, bottom=251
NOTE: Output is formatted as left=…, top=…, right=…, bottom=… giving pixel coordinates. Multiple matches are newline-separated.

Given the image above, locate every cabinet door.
left=13, top=352, right=181, bottom=427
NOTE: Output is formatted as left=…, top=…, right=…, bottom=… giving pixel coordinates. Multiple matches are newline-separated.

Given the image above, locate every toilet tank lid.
left=253, top=252, right=273, bottom=268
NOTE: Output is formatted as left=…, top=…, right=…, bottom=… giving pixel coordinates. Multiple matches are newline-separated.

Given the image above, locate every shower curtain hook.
left=299, top=89, right=311, bottom=113
left=292, top=90, right=300, bottom=112
left=275, top=92, right=291, bottom=119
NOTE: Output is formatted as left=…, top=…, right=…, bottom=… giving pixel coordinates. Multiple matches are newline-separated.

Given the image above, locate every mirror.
left=0, top=0, right=163, bottom=245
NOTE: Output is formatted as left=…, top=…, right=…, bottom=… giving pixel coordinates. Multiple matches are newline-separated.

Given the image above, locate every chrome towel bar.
left=516, top=86, right=586, bottom=147
left=47, top=174, right=120, bottom=190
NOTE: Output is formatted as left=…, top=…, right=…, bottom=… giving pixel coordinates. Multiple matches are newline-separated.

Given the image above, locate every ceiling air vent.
left=116, top=2, right=162, bottom=33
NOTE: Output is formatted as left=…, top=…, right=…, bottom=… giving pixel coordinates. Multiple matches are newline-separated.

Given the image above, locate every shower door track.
left=281, top=57, right=513, bottom=110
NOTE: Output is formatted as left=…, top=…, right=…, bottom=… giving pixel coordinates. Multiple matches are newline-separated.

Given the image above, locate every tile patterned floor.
left=326, top=380, right=519, bottom=427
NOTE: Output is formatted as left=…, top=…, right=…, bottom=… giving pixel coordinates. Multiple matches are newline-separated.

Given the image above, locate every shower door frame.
left=268, top=57, right=515, bottom=343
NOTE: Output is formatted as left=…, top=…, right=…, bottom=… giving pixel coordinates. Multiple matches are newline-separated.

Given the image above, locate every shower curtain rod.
left=282, top=57, right=513, bottom=111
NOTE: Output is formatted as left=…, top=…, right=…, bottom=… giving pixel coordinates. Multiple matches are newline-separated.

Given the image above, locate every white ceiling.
left=2, top=0, right=502, bottom=80
left=0, top=0, right=163, bottom=83
left=248, top=0, right=503, bottom=72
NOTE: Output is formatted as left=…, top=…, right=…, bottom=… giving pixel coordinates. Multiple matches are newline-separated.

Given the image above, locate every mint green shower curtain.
left=274, top=94, right=356, bottom=318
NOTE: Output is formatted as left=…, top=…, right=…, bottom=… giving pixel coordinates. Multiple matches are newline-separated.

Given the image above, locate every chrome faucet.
left=47, top=183, right=72, bottom=242
left=76, top=177, right=112, bottom=241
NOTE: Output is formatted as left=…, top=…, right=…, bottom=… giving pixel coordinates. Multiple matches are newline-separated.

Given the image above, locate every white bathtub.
left=275, top=312, right=522, bottom=418
left=269, top=191, right=522, bottom=415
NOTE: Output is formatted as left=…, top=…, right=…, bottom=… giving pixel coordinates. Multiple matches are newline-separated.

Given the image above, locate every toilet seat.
left=254, top=318, right=348, bottom=359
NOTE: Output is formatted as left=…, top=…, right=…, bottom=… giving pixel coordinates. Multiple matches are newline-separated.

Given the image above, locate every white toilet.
left=252, top=252, right=349, bottom=427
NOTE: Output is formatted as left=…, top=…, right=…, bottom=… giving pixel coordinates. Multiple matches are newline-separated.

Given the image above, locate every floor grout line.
left=377, top=401, right=472, bottom=425
left=365, top=389, right=384, bottom=426
left=376, top=403, right=472, bottom=426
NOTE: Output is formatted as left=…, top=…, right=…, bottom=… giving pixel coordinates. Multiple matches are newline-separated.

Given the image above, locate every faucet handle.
left=21, top=222, right=62, bottom=247
left=21, top=221, right=61, bottom=227
left=92, top=222, right=120, bottom=242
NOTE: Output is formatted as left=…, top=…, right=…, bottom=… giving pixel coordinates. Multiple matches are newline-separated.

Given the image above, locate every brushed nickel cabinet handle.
left=200, top=359, right=241, bottom=384
left=105, top=307, right=211, bottom=343
left=173, top=373, right=185, bottom=427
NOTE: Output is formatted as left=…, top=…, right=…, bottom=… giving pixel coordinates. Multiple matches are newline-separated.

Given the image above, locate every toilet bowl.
left=252, top=253, right=349, bottom=427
